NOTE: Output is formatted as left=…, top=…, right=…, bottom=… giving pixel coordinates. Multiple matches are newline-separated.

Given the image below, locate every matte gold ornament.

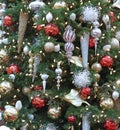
left=53, top=1, right=67, bottom=9
left=47, top=106, right=61, bottom=119
left=116, top=79, right=120, bottom=87
left=0, top=81, right=13, bottom=95
left=22, top=87, right=31, bottom=95
left=91, top=62, right=102, bottom=73
left=100, top=97, right=114, bottom=109
left=3, top=106, right=18, bottom=122
left=44, top=42, right=55, bottom=53
left=0, top=49, right=9, bottom=63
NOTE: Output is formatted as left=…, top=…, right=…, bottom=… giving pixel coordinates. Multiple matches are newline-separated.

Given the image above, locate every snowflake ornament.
left=82, top=5, right=100, bottom=23
left=73, top=70, right=91, bottom=88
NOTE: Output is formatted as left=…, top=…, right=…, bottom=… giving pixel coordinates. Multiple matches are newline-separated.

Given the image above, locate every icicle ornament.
left=102, top=14, right=111, bottom=30
left=55, top=62, right=62, bottom=90
left=40, top=73, right=49, bottom=93
left=73, top=70, right=91, bottom=88
left=80, top=33, right=90, bottom=69
left=32, top=54, right=41, bottom=82
left=82, top=5, right=100, bottom=23
left=82, top=112, right=91, bottom=130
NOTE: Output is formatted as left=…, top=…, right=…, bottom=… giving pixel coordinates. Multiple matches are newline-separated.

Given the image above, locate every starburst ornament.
left=82, top=5, right=100, bottom=23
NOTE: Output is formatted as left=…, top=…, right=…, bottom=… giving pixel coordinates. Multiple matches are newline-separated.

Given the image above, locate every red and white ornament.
left=100, top=55, right=113, bottom=68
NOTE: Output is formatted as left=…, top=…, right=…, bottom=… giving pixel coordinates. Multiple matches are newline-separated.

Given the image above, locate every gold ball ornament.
left=91, top=62, right=102, bottom=73
left=22, top=87, right=31, bottom=95
left=44, top=42, right=55, bottom=53
left=0, top=49, right=9, bottom=63
left=47, top=106, right=61, bottom=119
left=94, top=73, right=101, bottom=82
left=100, top=97, right=114, bottom=109
left=53, top=1, right=67, bottom=9
left=116, top=79, right=120, bottom=88
left=3, top=106, right=18, bottom=122
left=0, top=81, right=13, bottom=95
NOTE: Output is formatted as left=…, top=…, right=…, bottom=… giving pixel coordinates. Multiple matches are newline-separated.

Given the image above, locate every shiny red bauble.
left=7, top=64, right=20, bottom=74
left=36, top=24, right=45, bottom=31
left=109, top=11, right=116, bottom=23
left=68, top=115, right=76, bottom=123
left=4, top=16, right=13, bottom=27
left=79, top=87, right=91, bottom=99
left=33, top=85, right=43, bottom=91
left=89, top=37, right=95, bottom=48
left=45, top=23, right=59, bottom=36
left=104, top=119, right=118, bottom=130
left=100, top=55, right=113, bottom=68
left=31, top=96, right=46, bottom=109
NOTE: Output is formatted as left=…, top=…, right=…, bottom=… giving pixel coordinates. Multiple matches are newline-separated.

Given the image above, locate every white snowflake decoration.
left=73, top=70, right=91, bottom=88
left=82, top=6, right=100, bottom=23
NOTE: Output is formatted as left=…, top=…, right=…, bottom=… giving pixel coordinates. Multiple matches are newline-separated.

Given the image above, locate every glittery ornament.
left=68, top=115, right=76, bottom=123
left=89, top=37, right=95, bottom=48
left=36, top=24, right=45, bottom=31
left=104, top=119, right=118, bottom=130
left=45, top=23, right=59, bottom=36
left=116, top=79, right=120, bottom=87
left=6, top=64, right=20, bottom=74
left=110, top=38, right=119, bottom=48
left=0, top=49, right=9, bottom=63
left=31, top=96, right=46, bottom=109
left=3, top=16, right=13, bottom=27
left=73, top=70, right=91, bottom=88
left=100, top=55, right=113, bottom=68
left=53, top=1, right=67, bottom=9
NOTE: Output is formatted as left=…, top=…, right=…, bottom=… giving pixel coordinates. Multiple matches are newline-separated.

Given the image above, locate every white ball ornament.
left=0, top=126, right=11, bottom=130
left=54, top=44, right=60, bottom=52
left=46, top=12, right=53, bottom=23
left=103, top=44, right=111, bottom=51
left=112, top=91, right=119, bottom=100
left=70, top=13, right=76, bottom=21
left=23, top=45, right=29, bottom=55
left=44, top=42, right=55, bottom=53
left=29, top=0, right=45, bottom=11
left=110, top=38, right=119, bottom=48
left=91, top=27, right=102, bottom=39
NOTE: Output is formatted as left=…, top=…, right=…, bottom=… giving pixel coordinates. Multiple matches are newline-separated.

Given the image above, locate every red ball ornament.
left=36, top=24, right=45, bottom=31
left=7, top=64, right=20, bottom=74
left=89, top=37, right=95, bottom=48
left=104, top=119, right=118, bottom=130
left=45, top=23, right=59, bottom=36
left=68, top=115, right=76, bottom=123
left=109, top=11, right=116, bottom=23
left=100, top=55, right=113, bottom=68
left=31, top=96, right=46, bottom=109
left=33, top=85, right=43, bottom=91
left=79, top=87, right=91, bottom=100
left=4, top=16, right=13, bottom=27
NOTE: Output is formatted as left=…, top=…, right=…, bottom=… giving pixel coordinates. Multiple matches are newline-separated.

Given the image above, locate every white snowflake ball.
left=82, top=6, right=100, bottom=23
left=73, top=70, right=91, bottom=88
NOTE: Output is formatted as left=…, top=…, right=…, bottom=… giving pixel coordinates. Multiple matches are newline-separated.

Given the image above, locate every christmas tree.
left=0, top=0, right=120, bottom=129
